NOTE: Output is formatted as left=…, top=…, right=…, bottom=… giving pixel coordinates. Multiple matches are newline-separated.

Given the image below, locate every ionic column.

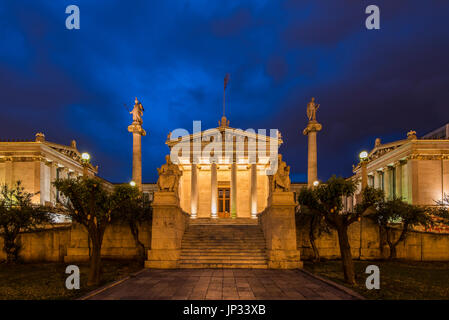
left=374, top=171, right=380, bottom=189
left=190, top=163, right=198, bottom=219
left=231, top=162, right=237, bottom=218
left=250, top=163, right=257, bottom=219
left=303, top=119, right=322, bottom=187
left=384, top=167, right=391, bottom=200
left=211, top=162, right=218, bottom=218
left=127, top=98, right=146, bottom=191
left=395, top=161, right=403, bottom=199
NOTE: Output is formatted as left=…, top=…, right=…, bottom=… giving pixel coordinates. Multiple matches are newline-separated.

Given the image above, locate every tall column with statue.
left=128, top=98, right=146, bottom=191
left=303, top=97, right=322, bottom=187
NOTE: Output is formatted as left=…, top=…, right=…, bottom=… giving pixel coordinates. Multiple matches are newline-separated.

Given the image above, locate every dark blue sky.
left=1, top=1, right=448, bottom=183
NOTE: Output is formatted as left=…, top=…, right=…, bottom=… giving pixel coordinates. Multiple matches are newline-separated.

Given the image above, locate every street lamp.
left=359, top=150, right=369, bottom=190
left=359, top=151, right=368, bottom=161
left=81, top=152, right=91, bottom=162
left=313, top=180, right=320, bottom=187
left=129, top=181, right=136, bottom=187
left=81, top=152, right=90, bottom=177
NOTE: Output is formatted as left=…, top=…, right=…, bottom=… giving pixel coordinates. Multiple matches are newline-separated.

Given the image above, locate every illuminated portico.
left=167, top=116, right=282, bottom=219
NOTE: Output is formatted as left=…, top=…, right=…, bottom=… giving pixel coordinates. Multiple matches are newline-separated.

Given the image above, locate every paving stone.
left=88, top=268, right=359, bottom=300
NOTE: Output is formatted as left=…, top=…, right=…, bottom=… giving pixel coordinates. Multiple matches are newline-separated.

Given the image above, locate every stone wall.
left=0, top=224, right=71, bottom=262
left=0, top=222, right=152, bottom=263
left=296, top=217, right=449, bottom=261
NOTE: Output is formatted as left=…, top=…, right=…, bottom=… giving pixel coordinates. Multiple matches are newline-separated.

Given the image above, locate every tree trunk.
left=309, top=217, right=320, bottom=262
left=87, top=233, right=103, bottom=286
left=336, top=225, right=356, bottom=285
left=388, top=244, right=397, bottom=260
left=129, top=222, right=146, bottom=265
left=3, top=235, right=20, bottom=264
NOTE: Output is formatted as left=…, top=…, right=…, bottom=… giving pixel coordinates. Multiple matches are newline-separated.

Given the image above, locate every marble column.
left=374, top=171, right=380, bottom=189
left=384, top=167, right=391, bottom=200
left=250, top=163, right=257, bottom=219
left=303, top=121, right=322, bottom=187
left=231, top=162, right=237, bottom=218
left=211, top=162, right=218, bottom=218
left=190, top=163, right=198, bottom=219
left=395, top=161, right=402, bottom=199
left=128, top=123, right=146, bottom=191
left=361, top=160, right=368, bottom=190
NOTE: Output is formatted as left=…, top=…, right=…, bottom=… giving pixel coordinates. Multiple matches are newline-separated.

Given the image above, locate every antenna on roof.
left=223, top=73, right=230, bottom=117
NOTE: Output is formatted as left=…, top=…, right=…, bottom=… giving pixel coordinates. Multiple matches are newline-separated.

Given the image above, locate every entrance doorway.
left=218, top=186, right=230, bottom=218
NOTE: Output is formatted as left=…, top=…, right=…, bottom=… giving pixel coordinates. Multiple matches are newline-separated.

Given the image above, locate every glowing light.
left=129, top=181, right=136, bottom=187
left=81, top=152, right=90, bottom=161
left=359, top=151, right=368, bottom=160
left=313, top=180, right=319, bottom=187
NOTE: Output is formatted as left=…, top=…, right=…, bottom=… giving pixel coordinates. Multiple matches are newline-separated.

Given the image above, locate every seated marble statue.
left=272, top=154, right=291, bottom=192
left=157, top=155, right=182, bottom=192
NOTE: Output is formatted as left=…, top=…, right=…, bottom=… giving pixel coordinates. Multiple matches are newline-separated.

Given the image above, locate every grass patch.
left=0, top=260, right=143, bottom=300
left=304, top=260, right=449, bottom=300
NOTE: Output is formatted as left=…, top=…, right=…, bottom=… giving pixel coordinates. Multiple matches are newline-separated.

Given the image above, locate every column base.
left=145, top=249, right=181, bottom=269
left=266, top=249, right=302, bottom=269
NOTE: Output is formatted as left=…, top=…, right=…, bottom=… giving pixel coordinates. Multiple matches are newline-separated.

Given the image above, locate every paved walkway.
left=86, top=269, right=361, bottom=300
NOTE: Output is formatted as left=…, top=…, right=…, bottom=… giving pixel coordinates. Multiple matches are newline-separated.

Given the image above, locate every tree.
left=295, top=204, right=330, bottom=262
left=0, top=181, right=51, bottom=264
left=111, top=184, right=152, bottom=265
left=54, top=177, right=114, bottom=286
left=367, top=198, right=432, bottom=260
left=297, top=176, right=383, bottom=285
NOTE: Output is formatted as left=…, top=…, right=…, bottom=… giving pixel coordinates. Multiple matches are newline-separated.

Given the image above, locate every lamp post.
left=359, top=151, right=369, bottom=190
left=312, top=180, right=320, bottom=188
left=129, top=181, right=136, bottom=187
left=81, top=152, right=90, bottom=177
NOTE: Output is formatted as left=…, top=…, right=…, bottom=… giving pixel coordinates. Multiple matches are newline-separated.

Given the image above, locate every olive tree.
left=54, top=177, right=114, bottom=286
left=111, top=184, right=152, bottom=265
left=0, top=181, right=51, bottom=263
left=297, top=176, right=383, bottom=284
left=367, top=198, right=432, bottom=259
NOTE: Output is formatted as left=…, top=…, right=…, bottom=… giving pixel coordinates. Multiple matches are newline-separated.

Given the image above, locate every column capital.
left=302, top=121, right=322, bottom=135
left=128, top=123, right=146, bottom=136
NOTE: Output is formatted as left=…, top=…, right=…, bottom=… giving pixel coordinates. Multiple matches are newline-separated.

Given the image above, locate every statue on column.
left=157, top=155, right=183, bottom=193
left=130, top=97, right=144, bottom=124
left=306, top=97, right=320, bottom=122
left=271, top=154, right=291, bottom=192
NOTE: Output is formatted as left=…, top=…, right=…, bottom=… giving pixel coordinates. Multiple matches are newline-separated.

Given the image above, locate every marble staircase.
left=179, top=219, right=268, bottom=268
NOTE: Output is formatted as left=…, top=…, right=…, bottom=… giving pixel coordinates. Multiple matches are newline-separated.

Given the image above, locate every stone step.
left=181, top=246, right=265, bottom=250
left=179, top=263, right=268, bottom=269
left=182, top=240, right=266, bottom=244
left=180, top=258, right=267, bottom=264
left=181, top=249, right=266, bottom=253
left=180, top=223, right=268, bottom=269
left=180, top=255, right=266, bottom=261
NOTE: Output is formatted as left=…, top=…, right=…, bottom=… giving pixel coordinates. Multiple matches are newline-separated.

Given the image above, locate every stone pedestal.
left=145, top=192, right=189, bottom=268
left=303, top=120, right=322, bottom=187
left=259, top=191, right=302, bottom=269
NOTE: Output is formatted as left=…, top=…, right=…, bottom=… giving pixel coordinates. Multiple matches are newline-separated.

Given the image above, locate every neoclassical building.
left=165, top=115, right=283, bottom=219
left=0, top=133, right=97, bottom=206
left=352, top=127, right=449, bottom=206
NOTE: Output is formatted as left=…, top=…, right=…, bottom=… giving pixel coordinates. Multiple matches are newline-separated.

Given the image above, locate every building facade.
left=353, top=128, right=449, bottom=206
left=165, top=116, right=283, bottom=219
left=0, top=133, right=97, bottom=206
